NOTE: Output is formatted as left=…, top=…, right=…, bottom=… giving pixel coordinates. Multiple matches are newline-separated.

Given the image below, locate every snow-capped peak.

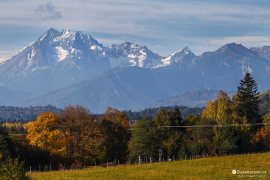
left=52, top=29, right=75, bottom=44
left=0, top=28, right=110, bottom=80
left=108, top=41, right=162, bottom=68
left=157, top=47, right=195, bottom=68
left=251, top=45, right=270, bottom=51
left=39, top=28, right=60, bottom=42
left=0, top=28, right=113, bottom=93
left=250, top=46, right=270, bottom=61
left=182, top=46, right=193, bottom=55
left=36, top=29, right=103, bottom=51
left=109, top=41, right=148, bottom=53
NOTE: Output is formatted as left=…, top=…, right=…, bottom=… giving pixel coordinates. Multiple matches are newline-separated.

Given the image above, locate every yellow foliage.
left=255, top=127, right=267, bottom=142
left=202, top=100, right=216, bottom=120
left=202, top=91, right=232, bottom=123
left=263, top=113, right=270, bottom=132
left=26, top=112, right=65, bottom=154
left=103, top=107, right=129, bottom=129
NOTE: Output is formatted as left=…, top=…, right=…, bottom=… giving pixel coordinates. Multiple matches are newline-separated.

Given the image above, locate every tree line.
left=1, top=72, right=270, bottom=179
left=124, top=106, right=203, bottom=122
left=128, top=73, right=270, bottom=162
left=0, top=105, right=60, bottom=122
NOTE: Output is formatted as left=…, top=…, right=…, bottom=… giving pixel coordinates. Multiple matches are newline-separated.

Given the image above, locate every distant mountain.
left=0, top=28, right=163, bottom=93
left=259, top=90, right=270, bottom=115
left=155, top=90, right=221, bottom=107
left=0, top=29, right=270, bottom=113
left=250, top=46, right=270, bottom=61
left=157, top=47, right=196, bottom=68
left=0, top=28, right=110, bottom=92
left=108, top=42, right=163, bottom=68
left=188, top=43, right=270, bottom=91
left=27, top=43, right=270, bottom=112
left=26, top=67, right=178, bottom=112
left=0, top=87, right=26, bottom=105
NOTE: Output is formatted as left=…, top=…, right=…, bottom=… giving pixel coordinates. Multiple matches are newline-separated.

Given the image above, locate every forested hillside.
left=124, top=106, right=203, bottom=121
left=0, top=106, right=60, bottom=122
left=259, top=90, right=270, bottom=115
left=0, top=94, right=270, bottom=123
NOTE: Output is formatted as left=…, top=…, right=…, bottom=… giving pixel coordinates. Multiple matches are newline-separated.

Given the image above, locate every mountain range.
left=1, top=28, right=270, bottom=113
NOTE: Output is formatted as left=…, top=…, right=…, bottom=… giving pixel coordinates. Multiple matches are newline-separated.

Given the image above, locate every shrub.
left=0, top=158, right=29, bottom=180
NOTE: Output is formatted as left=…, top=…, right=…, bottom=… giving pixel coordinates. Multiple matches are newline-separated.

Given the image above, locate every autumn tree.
left=153, top=107, right=184, bottom=159
left=100, top=107, right=130, bottom=163
left=202, top=91, right=238, bottom=154
left=202, top=91, right=232, bottom=122
left=102, top=107, right=129, bottom=129
left=261, top=113, right=270, bottom=150
left=0, top=125, right=10, bottom=160
left=59, top=105, right=104, bottom=165
left=26, top=112, right=65, bottom=154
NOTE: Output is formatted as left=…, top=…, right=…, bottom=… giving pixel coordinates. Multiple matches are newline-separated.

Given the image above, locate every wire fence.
left=27, top=122, right=270, bottom=173
left=26, top=151, right=266, bottom=174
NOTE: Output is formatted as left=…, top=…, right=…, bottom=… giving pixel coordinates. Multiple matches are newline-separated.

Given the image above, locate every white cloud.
left=35, top=2, right=62, bottom=20
left=0, top=0, right=270, bottom=56
left=1, top=1, right=270, bottom=33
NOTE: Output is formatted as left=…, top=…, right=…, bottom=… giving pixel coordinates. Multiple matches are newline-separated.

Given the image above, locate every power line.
left=128, top=123, right=270, bottom=130
left=159, top=123, right=270, bottom=128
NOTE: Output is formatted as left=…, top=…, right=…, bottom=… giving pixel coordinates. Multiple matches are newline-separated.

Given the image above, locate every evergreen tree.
left=100, top=107, right=130, bottom=163
left=128, top=119, right=160, bottom=161
left=233, top=72, right=262, bottom=152
left=234, top=72, right=261, bottom=125
left=189, top=118, right=216, bottom=156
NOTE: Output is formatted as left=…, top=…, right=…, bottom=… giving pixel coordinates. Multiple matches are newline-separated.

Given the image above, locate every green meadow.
left=30, top=152, right=270, bottom=180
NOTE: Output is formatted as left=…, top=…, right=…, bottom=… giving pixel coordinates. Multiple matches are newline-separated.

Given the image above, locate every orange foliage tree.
left=26, top=112, right=65, bottom=154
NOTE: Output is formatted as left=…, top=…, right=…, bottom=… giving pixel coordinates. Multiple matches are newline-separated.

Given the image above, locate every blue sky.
left=1, top=0, right=270, bottom=58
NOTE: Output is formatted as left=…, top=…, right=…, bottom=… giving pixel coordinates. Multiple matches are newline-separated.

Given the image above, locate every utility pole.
left=159, top=149, right=162, bottom=162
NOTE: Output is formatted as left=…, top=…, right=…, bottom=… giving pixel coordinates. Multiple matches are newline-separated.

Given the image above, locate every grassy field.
left=30, top=153, right=270, bottom=180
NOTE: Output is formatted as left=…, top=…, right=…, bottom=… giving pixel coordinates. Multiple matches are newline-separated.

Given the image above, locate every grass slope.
left=30, top=153, right=270, bottom=180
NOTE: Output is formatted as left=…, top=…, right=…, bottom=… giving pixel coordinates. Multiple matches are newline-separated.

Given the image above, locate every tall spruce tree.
left=234, top=72, right=262, bottom=152
left=235, top=72, right=261, bottom=125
